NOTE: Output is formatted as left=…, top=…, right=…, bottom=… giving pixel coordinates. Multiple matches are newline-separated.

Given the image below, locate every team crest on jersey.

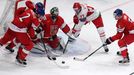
left=50, top=25, right=59, bottom=35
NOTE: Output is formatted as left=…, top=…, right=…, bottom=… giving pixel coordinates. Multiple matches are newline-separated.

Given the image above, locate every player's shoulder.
left=116, top=14, right=128, bottom=28
left=41, top=14, right=50, bottom=23
left=122, top=13, right=129, bottom=21
left=57, top=15, right=63, bottom=19
left=20, top=9, right=32, bottom=15
left=57, top=15, right=64, bottom=22
left=44, top=14, right=51, bottom=18
left=118, top=13, right=129, bottom=25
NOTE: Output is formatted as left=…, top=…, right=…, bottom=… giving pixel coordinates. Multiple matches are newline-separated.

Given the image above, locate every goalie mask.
left=50, top=7, right=59, bottom=20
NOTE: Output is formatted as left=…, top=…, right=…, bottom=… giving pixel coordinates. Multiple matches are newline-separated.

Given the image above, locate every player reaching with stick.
left=72, top=2, right=109, bottom=52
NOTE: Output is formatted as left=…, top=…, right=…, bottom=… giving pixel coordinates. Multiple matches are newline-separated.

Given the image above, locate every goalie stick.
left=73, top=45, right=104, bottom=61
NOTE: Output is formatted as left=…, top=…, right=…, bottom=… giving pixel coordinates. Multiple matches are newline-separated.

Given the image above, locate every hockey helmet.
left=35, top=2, right=44, bottom=9
left=35, top=2, right=45, bottom=16
left=36, top=8, right=45, bottom=16
left=73, top=2, right=81, bottom=14
left=113, top=9, right=123, bottom=17
left=50, top=7, right=59, bottom=20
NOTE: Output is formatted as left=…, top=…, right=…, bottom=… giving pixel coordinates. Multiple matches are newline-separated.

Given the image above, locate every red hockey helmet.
left=73, top=2, right=81, bottom=14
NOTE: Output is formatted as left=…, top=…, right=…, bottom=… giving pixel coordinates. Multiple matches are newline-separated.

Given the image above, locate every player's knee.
left=50, top=43, right=59, bottom=49
left=24, top=42, right=34, bottom=50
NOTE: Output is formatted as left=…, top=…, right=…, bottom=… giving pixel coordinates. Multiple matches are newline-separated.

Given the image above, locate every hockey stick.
left=33, top=43, right=63, bottom=56
left=39, top=33, right=69, bottom=68
left=74, top=45, right=104, bottom=61
left=63, top=24, right=76, bottom=54
left=39, top=33, right=56, bottom=60
left=63, top=38, right=70, bottom=54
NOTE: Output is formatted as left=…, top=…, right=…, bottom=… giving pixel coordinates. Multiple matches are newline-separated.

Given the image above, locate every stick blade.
left=73, top=57, right=85, bottom=61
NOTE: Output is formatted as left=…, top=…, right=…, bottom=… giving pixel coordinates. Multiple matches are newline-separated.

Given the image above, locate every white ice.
left=0, top=0, right=134, bottom=75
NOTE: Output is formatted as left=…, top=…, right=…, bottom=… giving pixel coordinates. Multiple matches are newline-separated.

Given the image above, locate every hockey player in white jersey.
left=72, top=2, right=109, bottom=52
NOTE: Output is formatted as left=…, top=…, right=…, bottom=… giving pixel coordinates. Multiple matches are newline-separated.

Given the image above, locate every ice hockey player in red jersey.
left=41, top=7, right=72, bottom=51
left=105, top=9, right=134, bottom=63
left=72, top=2, right=109, bottom=52
left=4, top=0, right=36, bottom=53
left=5, top=0, right=45, bottom=53
left=0, top=1, right=45, bottom=66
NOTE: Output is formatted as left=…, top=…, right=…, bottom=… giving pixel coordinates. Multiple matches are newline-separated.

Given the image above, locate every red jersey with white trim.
left=111, top=13, right=134, bottom=41
left=12, top=9, right=40, bottom=28
left=41, top=14, right=70, bottom=38
left=75, top=4, right=99, bottom=22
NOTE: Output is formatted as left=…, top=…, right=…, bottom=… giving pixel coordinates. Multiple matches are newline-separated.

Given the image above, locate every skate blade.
left=15, top=60, right=27, bottom=67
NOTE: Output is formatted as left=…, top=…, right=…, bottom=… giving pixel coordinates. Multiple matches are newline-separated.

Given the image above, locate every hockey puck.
left=52, top=57, right=56, bottom=60
left=62, top=61, right=65, bottom=64
left=73, top=57, right=76, bottom=60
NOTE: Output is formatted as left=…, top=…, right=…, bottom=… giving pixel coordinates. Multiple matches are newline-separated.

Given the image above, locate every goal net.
left=0, top=0, right=15, bottom=35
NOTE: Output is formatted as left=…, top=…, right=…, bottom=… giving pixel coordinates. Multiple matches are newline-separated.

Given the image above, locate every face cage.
left=51, top=12, right=59, bottom=20
left=51, top=11, right=59, bottom=16
left=73, top=8, right=81, bottom=14
left=113, top=13, right=122, bottom=18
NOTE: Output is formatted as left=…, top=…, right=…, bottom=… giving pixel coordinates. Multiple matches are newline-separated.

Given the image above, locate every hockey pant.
left=0, top=28, right=34, bottom=60
left=6, top=27, right=36, bottom=50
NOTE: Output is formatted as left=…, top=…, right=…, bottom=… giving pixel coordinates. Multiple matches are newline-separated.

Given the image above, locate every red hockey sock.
left=121, top=49, right=128, bottom=58
left=18, top=47, right=28, bottom=60
left=9, top=42, right=15, bottom=48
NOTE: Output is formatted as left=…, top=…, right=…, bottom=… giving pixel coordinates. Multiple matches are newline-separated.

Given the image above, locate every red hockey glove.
left=73, top=15, right=79, bottom=24
left=25, top=0, right=35, bottom=10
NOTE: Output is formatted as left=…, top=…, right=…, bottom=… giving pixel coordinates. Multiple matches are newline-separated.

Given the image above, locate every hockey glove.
left=73, top=15, right=79, bottom=24
left=72, top=29, right=80, bottom=38
left=35, top=26, right=42, bottom=33
left=105, top=37, right=113, bottom=45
